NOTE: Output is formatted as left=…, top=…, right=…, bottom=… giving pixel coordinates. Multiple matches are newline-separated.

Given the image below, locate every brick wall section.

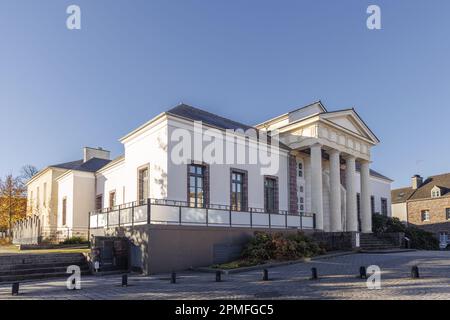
left=288, top=155, right=298, bottom=214
left=407, top=197, right=450, bottom=236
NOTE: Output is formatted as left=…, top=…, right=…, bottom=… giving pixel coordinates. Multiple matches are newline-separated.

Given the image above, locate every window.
left=230, top=170, right=247, bottom=211
left=446, top=208, right=450, bottom=220
left=95, top=195, right=102, bottom=210
left=43, top=183, right=47, bottom=207
left=381, top=198, right=388, bottom=216
left=299, top=186, right=304, bottom=193
left=356, top=193, right=361, bottom=231
left=298, top=162, right=303, bottom=177
left=109, top=191, right=116, bottom=208
left=264, top=177, right=278, bottom=213
left=421, top=210, right=430, bottom=222
left=62, top=197, right=67, bottom=226
left=371, top=196, right=375, bottom=214
left=138, top=166, right=149, bottom=203
left=439, top=232, right=449, bottom=244
left=36, top=187, right=40, bottom=210
left=431, top=187, right=441, bottom=198
left=188, top=164, right=205, bottom=208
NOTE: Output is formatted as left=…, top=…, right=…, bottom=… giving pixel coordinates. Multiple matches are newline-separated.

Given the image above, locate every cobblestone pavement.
left=0, top=251, right=449, bottom=300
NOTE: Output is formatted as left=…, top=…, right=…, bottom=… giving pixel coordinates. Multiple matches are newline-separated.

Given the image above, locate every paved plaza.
left=0, top=251, right=449, bottom=300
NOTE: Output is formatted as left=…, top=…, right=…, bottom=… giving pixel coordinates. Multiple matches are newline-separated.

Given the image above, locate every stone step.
left=0, top=264, right=89, bottom=277
left=0, top=270, right=91, bottom=283
left=0, top=260, right=86, bottom=271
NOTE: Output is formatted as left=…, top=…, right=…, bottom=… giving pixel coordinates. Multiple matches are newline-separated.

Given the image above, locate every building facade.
left=392, top=174, right=450, bottom=245
left=55, top=102, right=391, bottom=236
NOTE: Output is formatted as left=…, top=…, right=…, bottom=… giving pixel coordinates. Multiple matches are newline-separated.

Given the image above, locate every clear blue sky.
left=1, top=0, right=449, bottom=188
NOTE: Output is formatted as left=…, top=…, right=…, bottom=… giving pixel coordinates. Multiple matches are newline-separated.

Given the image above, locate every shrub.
left=372, top=214, right=439, bottom=250
left=241, top=231, right=324, bottom=263
left=61, top=236, right=88, bottom=245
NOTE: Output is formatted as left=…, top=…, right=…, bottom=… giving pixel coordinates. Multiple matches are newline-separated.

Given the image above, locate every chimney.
left=411, top=174, right=423, bottom=190
left=83, top=147, right=110, bottom=162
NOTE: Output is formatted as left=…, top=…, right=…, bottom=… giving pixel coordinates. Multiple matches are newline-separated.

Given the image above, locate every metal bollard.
left=11, top=282, right=19, bottom=296
left=122, top=274, right=128, bottom=287
left=359, top=266, right=367, bottom=279
left=411, top=266, right=420, bottom=279
left=263, top=269, right=269, bottom=281
left=215, top=271, right=222, bottom=282
left=310, top=267, right=318, bottom=280
left=171, top=272, right=177, bottom=284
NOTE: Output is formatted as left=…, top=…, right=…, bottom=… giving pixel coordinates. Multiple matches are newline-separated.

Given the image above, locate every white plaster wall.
left=72, top=173, right=95, bottom=229
left=166, top=118, right=290, bottom=210
left=355, top=172, right=392, bottom=217
left=392, top=203, right=407, bottom=222
left=57, top=173, right=74, bottom=229
left=120, top=118, right=169, bottom=204
left=96, top=160, right=126, bottom=206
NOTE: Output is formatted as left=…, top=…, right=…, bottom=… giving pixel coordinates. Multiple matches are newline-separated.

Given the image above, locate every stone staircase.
left=0, top=253, right=90, bottom=283
left=360, top=233, right=401, bottom=251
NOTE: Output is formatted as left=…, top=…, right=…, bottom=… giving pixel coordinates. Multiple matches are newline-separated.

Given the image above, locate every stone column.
left=345, top=155, right=358, bottom=232
left=360, top=160, right=372, bottom=233
left=329, top=149, right=342, bottom=232
left=310, top=143, right=324, bottom=230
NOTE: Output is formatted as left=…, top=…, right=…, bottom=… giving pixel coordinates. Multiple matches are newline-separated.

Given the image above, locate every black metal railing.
left=89, top=198, right=316, bottom=231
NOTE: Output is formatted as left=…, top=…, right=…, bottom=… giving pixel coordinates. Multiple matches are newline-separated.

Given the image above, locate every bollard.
left=411, top=266, right=420, bottom=279
left=263, top=269, right=269, bottom=281
left=359, top=266, right=367, bottom=279
left=171, top=272, right=177, bottom=284
left=122, top=274, right=128, bottom=287
left=310, top=267, right=318, bottom=280
left=215, top=271, right=222, bottom=282
left=11, top=282, right=19, bottom=296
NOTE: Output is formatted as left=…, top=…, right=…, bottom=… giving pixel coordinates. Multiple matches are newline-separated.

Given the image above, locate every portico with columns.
left=257, top=101, right=381, bottom=233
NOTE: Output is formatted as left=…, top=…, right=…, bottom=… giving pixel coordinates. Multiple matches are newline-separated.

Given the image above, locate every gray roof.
left=167, top=104, right=255, bottom=131
left=355, top=162, right=392, bottom=182
left=167, top=104, right=291, bottom=150
left=51, top=158, right=111, bottom=173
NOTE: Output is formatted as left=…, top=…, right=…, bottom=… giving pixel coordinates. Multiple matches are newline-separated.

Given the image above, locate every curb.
left=194, top=251, right=356, bottom=274
left=358, top=249, right=417, bottom=254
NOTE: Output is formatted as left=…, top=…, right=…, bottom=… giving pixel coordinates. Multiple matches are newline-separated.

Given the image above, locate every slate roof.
left=354, top=162, right=392, bottom=182
left=167, top=104, right=291, bottom=150
left=391, top=172, right=450, bottom=203
left=51, top=158, right=111, bottom=173
left=408, top=173, right=450, bottom=200
left=167, top=104, right=254, bottom=131
left=391, top=187, right=415, bottom=204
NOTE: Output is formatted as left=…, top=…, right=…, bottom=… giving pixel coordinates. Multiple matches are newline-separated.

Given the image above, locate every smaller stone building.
left=392, top=174, right=450, bottom=245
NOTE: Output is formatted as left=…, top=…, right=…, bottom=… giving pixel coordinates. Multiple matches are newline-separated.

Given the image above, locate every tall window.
left=370, top=196, right=375, bottom=214
left=421, top=210, right=430, bottom=222
left=188, top=164, right=205, bottom=208
left=43, top=183, right=47, bottom=207
left=356, top=193, right=361, bottom=231
left=381, top=198, right=388, bottom=216
left=36, top=187, right=40, bottom=210
left=138, top=166, right=149, bottom=203
left=231, top=171, right=246, bottom=211
left=109, top=191, right=116, bottom=208
left=298, top=162, right=303, bottom=177
left=95, top=195, right=102, bottom=210
left=264, top=177, right=278, bottom=213
left=446, top=208, right=450, bottom=220
left=62, top=197, right=67, bottom=226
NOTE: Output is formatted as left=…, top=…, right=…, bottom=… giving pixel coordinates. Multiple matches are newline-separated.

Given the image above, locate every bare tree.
left=20, top=165, right=38, bottom=183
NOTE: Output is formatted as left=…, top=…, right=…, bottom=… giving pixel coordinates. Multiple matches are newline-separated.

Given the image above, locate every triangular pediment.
left=320, top=109, right=379, bottom=144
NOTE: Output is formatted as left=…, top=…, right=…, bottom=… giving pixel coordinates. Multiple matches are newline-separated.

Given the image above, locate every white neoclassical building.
left=256, top=101, right=390, bottom=233
left=24, top=101, right=392, bottom=242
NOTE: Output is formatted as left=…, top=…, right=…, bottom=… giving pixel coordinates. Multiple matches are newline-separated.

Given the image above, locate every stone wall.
left=407, top=198, right=450, bottom=237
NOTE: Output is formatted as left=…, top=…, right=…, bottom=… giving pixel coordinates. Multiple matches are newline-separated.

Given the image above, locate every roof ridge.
left=170, top=103, right=254, bottom=130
